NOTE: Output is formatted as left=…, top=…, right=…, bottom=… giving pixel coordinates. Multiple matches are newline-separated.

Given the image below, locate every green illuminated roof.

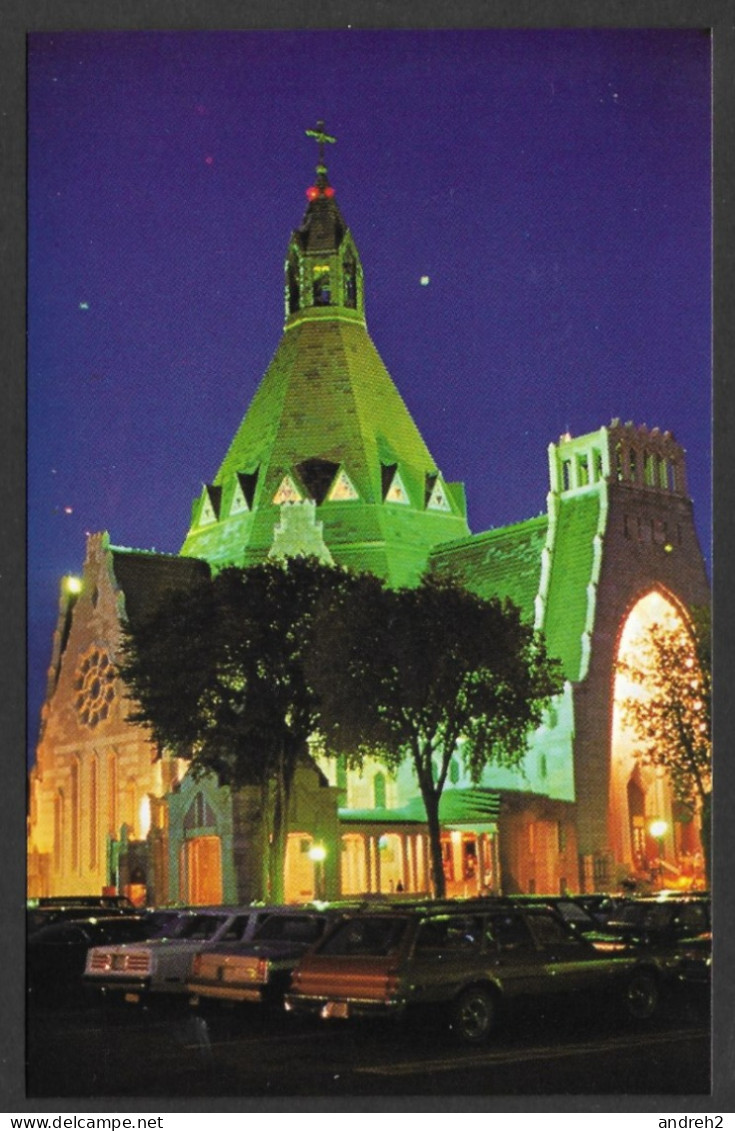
left=541, top=492, right=602, bottom=680
left=430, top=490, right=605, bottom=682
left=215, top=319, right=443, bottom=505
left=180, top=163, right=469, bottom=585
left=339, top=788, right=500, bottom=826
left=429, top=516, right=548, bottom=622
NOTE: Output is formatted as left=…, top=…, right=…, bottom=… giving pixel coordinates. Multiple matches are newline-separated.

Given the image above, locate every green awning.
left=339, top=788, right=500, bottom=830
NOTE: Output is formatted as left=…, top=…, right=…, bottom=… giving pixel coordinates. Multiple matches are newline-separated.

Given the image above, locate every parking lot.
left=25, top=893, right=712, bottom=1100
left=27, top=984, right=709, bottom=1099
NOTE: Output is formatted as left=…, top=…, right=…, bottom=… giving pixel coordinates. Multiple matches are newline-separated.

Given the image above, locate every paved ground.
left=26, top=985, right=710, bottom=1100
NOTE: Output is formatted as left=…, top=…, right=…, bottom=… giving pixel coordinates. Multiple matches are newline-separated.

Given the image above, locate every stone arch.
left=167, top=770, right=237, bottom=905
left=608, top=587, right=701, bottom=886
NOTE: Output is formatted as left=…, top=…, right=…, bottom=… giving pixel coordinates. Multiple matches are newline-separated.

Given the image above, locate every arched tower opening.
left=609, top=590, right=704, bottom=889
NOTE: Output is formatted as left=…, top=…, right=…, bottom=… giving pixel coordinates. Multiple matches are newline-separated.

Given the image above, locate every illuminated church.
left=27, top=127, right=710, bottom=905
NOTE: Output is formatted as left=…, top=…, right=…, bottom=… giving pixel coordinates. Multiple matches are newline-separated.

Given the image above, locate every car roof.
left=28, top=914, right=150, bottom=939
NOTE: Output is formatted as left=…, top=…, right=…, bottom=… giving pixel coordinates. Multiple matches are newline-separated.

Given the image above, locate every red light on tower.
left=306, top=184, right=336, bottom=200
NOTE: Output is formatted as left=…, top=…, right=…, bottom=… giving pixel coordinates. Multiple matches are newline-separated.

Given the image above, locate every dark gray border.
left=4, top=0, right=733, bottom=1113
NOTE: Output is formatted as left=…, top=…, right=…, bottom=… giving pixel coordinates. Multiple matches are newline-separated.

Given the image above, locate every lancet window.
left=344, top=256, right=357, bottom=308
left=312, top=264, right=332, bottom=306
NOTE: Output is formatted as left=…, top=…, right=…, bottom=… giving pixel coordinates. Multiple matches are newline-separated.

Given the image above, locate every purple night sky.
left=27, top=29, right=712, bottom=764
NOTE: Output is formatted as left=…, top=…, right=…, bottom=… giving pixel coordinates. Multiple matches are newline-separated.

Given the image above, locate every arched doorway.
left=609, top=589, right=703, bottom=888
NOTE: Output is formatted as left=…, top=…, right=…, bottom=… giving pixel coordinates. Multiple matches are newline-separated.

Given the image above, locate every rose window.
left=74, top=648, right=116, bottom=727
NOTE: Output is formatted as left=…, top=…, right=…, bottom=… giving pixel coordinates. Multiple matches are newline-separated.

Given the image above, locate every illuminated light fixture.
left=139, top=795, right=151, bottom=839
left=308, top=843, right=327, bottom=862
left=649, top=818, right=668, bottom=839
left=306, top=186, right=319, bottom=200
left=664, top=543, right=673, bottom=553
left=64, top=575, right=83, bottom=595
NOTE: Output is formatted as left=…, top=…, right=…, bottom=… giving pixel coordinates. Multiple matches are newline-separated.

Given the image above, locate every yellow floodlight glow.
left=139, top=795, right=151, bottom=840
left=308, top=843, right=327, bottom=862
left=64, top=575, right=83, bottom=595
left=649, top=819, right=668, bottom=839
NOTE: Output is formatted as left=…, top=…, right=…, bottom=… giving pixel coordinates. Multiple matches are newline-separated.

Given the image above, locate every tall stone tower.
left=180, top=123, right=470, bottom=585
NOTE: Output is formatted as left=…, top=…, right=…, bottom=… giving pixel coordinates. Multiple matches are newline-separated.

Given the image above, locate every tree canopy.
left=120, top=557, right=351, bottom=900
left=121, top=558, right=565, bottom=901
left=310, top=575, right=564, bottom=897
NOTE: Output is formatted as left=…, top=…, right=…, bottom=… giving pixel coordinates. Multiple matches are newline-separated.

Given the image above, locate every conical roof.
left=181, top=127, right=469, bottom=585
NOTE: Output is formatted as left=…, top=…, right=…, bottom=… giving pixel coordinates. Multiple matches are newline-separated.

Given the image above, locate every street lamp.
left=649, top=819, right=668, bottom=888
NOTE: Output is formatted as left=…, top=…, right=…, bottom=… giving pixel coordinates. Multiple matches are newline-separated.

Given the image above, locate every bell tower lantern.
left=284, top=121, right=365, bottom=328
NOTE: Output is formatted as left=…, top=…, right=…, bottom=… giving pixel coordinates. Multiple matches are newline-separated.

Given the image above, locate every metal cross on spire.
left=305, top=120, right=336, bottom=165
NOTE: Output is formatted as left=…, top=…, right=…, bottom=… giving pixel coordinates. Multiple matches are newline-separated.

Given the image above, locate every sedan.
left=27, top=915, right=159, bottom=1006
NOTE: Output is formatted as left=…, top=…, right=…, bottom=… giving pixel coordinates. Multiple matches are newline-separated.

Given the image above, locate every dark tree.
left=311, top=576, right=564, bottom=898
left=120, top=557, right=350, bottom=902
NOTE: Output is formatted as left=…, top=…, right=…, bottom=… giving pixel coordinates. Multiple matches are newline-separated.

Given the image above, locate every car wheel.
left=449, top=986, right=497, bottom=1044
left=624, top=970, right=660, bottom=1020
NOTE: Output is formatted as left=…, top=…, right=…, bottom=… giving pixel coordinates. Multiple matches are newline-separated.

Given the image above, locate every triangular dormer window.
left=297, top=458, right=339, bottom=504
left=273, top=474, right=304, bottom=505
left=198, top=485, right=221, bottom=526
left=426, top=475, right=452, bottom=512
left=328, top=468, right=359, bottom=501
left=230, top=469, right=259, bottom=515
left=383, top=467, right=410, bottom=505
left=230, top=479, right=250, bottom=515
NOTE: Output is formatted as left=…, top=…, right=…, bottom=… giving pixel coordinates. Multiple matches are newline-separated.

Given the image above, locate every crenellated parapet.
left=548, top=420, right=689, bottom=498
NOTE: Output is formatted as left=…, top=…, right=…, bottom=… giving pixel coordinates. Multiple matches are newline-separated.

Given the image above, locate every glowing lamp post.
left=649, top=819, right=668, bottom=888
left=309, top=842, right=327, bottom=901
left=63, top=575, right=83, bottom=596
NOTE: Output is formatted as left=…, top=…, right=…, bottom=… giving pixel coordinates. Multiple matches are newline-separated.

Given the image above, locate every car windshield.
left=95, top=919, right=156, bottom=944
left=318, top=916, right=409, bottom=957
left=151, top=914, right=227, bottom=940
left=254, top=915, right=326, bottom=943
left=553, top=900, right=592, bottom=922
left=618, top=903, right=671, bottom=929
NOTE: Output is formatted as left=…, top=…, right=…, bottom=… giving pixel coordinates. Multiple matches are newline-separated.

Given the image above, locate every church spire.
left=181, top=122, right=470, bottom=586
left=284, top=121, right=364, bottom=326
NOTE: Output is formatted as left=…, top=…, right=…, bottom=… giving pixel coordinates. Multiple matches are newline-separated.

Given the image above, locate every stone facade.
left=27, top=534, right=192, bottom=901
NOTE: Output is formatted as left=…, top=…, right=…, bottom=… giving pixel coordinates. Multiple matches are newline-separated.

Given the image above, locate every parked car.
left=603, top=894, right=711, bottom=984
left=27, top=904, right=136, bottom=936
left=285, top=900, right=661, bottom=1043
left=27, top=915, right=158, bottom=1005
left=83, top=906, right=277, bottom=1003
left=507, top=895, right=637, bottom=953
left=508, top=895, right=602, bottom=937
left=188, top=907, right=352, bottom=1009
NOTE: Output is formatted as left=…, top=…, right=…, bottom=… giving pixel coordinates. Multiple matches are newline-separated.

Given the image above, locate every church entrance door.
left=182, top=836, right=223, bottom=906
